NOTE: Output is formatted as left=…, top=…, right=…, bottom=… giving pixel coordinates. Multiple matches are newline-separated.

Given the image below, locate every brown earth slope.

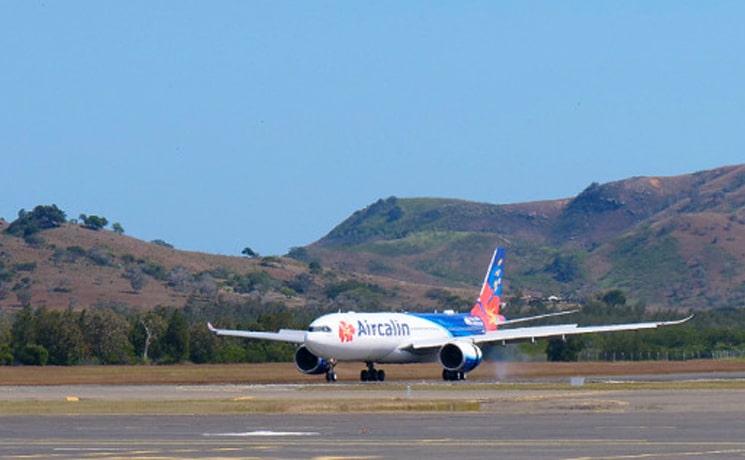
left=0, top=221, right=472, bottom=312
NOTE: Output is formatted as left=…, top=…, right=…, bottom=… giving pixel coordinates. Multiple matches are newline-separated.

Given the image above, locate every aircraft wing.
left=207, top=322, right=306, bottom=344
left=404, top=315, right=693, bottom=351
left=498, top=309, right=579, bottom=326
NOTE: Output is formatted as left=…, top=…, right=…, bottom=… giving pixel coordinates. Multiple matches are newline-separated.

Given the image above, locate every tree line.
left=537, top=290, right=745, bottom=361
left=0, top=298, right=320, bottom=366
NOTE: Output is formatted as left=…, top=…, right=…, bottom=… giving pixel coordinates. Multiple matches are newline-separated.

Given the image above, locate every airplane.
left=208, top=247, right=692, bottom=382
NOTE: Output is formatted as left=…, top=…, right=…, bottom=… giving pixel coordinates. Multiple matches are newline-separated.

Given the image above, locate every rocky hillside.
left=305, top=164, right=745, bottom=310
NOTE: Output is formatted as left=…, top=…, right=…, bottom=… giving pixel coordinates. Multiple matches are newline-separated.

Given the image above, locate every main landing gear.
left=325, top=359, right=337, bottom=382
left=360, top=361, right=385, bottom=382
left=442, top=369, right=466, bottom=381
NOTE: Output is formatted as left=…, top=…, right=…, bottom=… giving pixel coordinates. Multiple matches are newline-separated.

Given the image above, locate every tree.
left=161, top=310, right=190, bottom=363
left=19, top=344, right=48, bottom=365
left=241, top=247, right=259, bottom=258
left=188, top=323, right=217, bottom=364
left=123, top=267, right=147, bottom=293
left=0, top=315, right=13, bottom=365
left=35, top=309, right=84, bottom=365
left=151, top=239, right=174, bottom=248
left=15, top=287, right=32, bottom=308
left=545, top=253, right=582, bottom=283
left=81, top=309, right=133, bottom=364
left=308, top=260, right=322, bottom=275
left=193, top=273, right=217, bottom=298
left=10, top=305, right=49, bottom=365
left=6, top=204, right=66, bottom=237
left=167, top=267, right=193, bottom=292
left=546, top=336, right=585, bottom=362
left=112, top=222, right=125, bottom=234
left=134, top=311, right=168, bottom=363
left=601, top=290, right=627, bottom=306
left=79, top=214, right=108, bottom=231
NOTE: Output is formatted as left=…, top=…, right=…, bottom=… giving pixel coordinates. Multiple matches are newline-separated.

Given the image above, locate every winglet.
left=207, top=322, right=217, bottom=332
left=662, top=314, right=694, bottom=326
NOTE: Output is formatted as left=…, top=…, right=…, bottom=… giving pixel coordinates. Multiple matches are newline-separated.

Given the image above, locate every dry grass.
left=2, top=360, right=745, bottom=386
left=0, top=398, right=480, bottom=415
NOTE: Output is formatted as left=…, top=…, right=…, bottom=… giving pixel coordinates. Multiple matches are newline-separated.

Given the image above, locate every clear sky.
left=2, top=2, right=744, bottom=256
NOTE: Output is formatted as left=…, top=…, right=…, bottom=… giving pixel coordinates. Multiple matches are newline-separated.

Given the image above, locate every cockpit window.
left=308, top=325, right=332, bottom=333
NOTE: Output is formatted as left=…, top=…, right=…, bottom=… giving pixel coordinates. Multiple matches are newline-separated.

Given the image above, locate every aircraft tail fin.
left=470, top=247, right=505, bottom=331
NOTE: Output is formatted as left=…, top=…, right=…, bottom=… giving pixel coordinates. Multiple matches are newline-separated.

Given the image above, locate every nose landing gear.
left=360, top=361, right=385, bottom=382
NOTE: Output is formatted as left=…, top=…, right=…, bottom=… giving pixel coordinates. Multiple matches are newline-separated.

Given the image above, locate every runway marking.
left=203, top=430, right=320, bottom=437
left=565, top=448, right=745, bottom=459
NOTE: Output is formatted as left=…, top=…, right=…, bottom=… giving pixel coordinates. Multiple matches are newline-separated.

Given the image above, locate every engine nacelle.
left=438, top=341, right=483, bottom=372
left=294, top=346, right=331, bottom=375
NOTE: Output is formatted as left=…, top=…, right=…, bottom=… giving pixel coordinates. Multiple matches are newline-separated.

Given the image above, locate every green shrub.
left=6, top=205, right=66, bottom=237
left=19, top=344, right=49, bottom=365
left=13, top=262, right=36, bottom=272
left=79, top=214, right=108, bottom=230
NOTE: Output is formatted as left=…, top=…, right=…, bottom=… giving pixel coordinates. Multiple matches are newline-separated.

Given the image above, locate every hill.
left=0, top=217, right=471, bottom=313
left=306, top=164, right=745, bottom=310
left=3, top=163, right=744, bottom=314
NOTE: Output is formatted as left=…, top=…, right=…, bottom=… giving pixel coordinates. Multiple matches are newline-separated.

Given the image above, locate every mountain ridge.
left=306, top=164, right=745, bottom=310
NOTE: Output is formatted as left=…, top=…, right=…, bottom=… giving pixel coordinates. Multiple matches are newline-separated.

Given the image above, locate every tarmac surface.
left=2, top=410, right=745, bottom=459
left=3, top=374, right=745, bottom=459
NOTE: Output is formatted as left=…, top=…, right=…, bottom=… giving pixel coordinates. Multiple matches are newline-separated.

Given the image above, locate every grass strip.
left=0, top=398, right=480, bottom=416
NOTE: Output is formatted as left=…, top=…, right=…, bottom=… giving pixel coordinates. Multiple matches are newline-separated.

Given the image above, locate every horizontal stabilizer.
left=498, top=309, right=579, bottom=326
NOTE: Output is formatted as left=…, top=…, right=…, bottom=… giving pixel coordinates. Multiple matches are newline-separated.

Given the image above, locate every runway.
left=3, top=379, right=745, bottom=459
left=2, top=411, right=745, bottom=459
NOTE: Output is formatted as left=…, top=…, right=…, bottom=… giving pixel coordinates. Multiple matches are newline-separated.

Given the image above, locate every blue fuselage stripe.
left=408, top=313, right=485, bottom=337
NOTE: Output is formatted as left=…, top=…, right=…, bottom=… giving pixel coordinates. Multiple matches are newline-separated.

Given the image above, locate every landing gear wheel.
left=443, top=369, right=464, bottom=381
left=325, top=371, right=337, bottom=382
left=361, top=362, right=384, bottom=382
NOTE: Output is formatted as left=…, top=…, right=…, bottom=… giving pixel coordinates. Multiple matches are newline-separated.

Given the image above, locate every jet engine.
left=294, top=346, right=331, bottom=375
left=438, top=341, right=483, bottom=372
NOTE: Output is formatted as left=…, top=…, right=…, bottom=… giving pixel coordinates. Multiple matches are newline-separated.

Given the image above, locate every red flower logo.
left=338, top=320, right=356, bottom=343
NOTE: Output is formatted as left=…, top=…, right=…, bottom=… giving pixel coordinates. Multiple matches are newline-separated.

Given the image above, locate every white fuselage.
left=304, top=312, right=452, bottom=363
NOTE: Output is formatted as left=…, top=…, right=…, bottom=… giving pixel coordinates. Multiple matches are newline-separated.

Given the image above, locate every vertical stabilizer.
left=469, top=247, right=505, bottom=331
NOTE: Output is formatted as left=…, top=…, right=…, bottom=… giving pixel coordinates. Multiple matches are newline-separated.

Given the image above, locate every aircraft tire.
left=360, top=370, right=368, bottom=382
left=442, top=370, right=464, bottom=381
left=377, top=370, right=385, bottom=382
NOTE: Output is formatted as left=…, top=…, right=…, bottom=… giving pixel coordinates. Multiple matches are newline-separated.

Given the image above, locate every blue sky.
left=2, top=2, right=744, bottom=256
